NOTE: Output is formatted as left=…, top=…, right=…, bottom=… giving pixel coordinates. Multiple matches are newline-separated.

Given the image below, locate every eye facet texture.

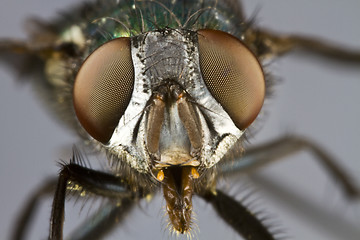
left=198, top=29, right=265, bottom=130
left=73, top=38, right=134, bottom=143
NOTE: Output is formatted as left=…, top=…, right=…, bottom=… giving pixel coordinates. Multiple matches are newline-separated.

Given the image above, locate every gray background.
left=0, top=0, right=359, bottom=239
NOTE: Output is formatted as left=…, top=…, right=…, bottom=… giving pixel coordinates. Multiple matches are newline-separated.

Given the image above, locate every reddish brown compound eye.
left=197, top=29, right=265, bottom=130
left=73, top=38, right=134, bottom=143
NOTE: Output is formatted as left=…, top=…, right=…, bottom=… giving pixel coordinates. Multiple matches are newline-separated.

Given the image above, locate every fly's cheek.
left=73, top=38, right=134, bottom=143
left=197, top=29, right=265, bottom=129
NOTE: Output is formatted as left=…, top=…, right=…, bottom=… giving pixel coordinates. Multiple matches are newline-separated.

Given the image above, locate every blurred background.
left=0, top=0, right=359, bottom=239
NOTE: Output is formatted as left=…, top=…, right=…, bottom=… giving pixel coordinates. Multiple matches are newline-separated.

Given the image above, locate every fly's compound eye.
left=197, top=29, right=265, bottom=130
left=73, top=38, right=134, bottom=143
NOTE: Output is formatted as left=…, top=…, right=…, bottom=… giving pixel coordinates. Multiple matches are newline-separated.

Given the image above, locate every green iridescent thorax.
left=79, top=0, right=245, bottom=52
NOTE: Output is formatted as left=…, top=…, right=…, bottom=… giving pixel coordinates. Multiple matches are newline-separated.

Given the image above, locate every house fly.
left=0, top=0, right=359, bottom=240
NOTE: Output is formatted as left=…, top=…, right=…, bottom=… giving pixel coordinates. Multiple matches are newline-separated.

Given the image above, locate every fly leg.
left=50, top=151, right=148, bottom=240
left=220, top=136, right=359, bottom=198
left=0, top=37, right=79, bottom=76
left=199, top=190, right=277, bottom=240
left=10, top=178, right=57, bottom=240
left=65, top=200, right=135, bottom=240
left=244, top=28, right=360, bottom=63
left=0, top=17, right=80, bottom=60
left=0, top=19, right=81, bottom=91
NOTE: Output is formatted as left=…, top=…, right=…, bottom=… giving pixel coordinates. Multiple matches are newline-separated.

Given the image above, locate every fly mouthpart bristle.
left=161, top=206, right=199, bottom=240
left=165, top=216, right=199, bottom=240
